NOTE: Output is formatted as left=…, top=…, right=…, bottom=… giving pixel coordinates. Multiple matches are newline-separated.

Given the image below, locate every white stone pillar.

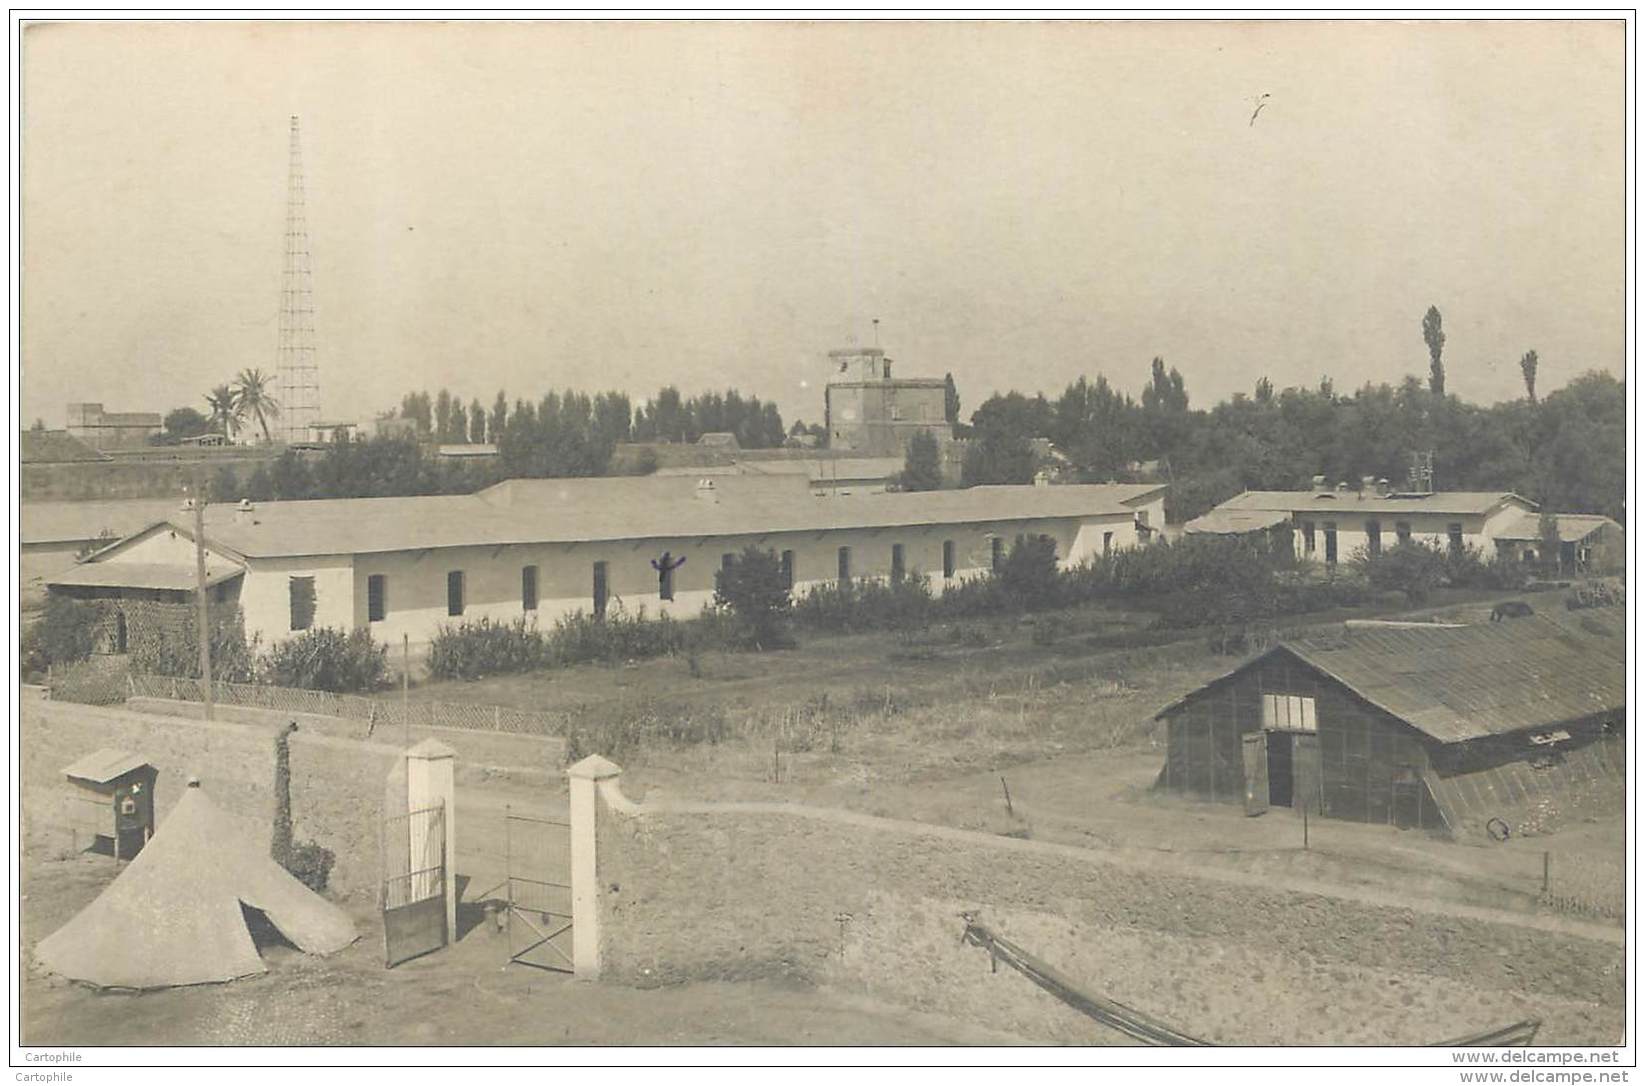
left=405, top=738, right=458, bottom=943
left=566, top=753, right=622, bottom=980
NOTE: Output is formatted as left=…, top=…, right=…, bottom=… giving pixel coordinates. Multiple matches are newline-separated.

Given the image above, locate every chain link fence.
left=124, top=672, right=570, bottom=737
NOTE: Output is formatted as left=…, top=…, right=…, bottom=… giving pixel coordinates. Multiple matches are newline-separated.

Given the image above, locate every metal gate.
left=504, top=806, right=573, bottom=972
left=381, top=802, right=448, bottom=968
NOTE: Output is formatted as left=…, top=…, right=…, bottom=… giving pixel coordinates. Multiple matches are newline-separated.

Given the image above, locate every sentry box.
left=61, top=749, right=158, bottom=861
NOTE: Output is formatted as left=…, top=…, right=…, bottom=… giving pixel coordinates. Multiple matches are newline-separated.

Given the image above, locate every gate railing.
left=504, top=806, right=574, bottom=973
left=382, top=802, right=446, bottom=910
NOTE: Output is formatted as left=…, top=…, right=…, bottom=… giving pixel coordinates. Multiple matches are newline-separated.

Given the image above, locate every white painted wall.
left=98, top=524, right=241, bottom=576
left=1289, top=501, right=1532, bottom=565
left=336, top=511, right=1141, bottom=650
left=238, top=555, right=356, bottom=650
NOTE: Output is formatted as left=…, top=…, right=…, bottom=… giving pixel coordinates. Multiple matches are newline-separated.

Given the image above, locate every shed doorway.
left=1266, top=732, right=1294, bottom=808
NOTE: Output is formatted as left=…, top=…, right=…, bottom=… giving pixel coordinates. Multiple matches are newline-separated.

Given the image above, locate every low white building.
left=50, top=476, right=1167, bottom=653
left=1191, top=483, right=1539, bottom=565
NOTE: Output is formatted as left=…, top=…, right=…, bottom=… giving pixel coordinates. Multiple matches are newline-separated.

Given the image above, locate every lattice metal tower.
left=276, top=115, right=320, bottom=444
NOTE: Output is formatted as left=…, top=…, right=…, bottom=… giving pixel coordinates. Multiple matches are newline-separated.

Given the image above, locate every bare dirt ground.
left=18, top=855, right=1026, bottom=1047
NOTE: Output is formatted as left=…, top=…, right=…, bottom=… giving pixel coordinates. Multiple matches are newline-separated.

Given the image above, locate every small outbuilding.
left=1153, top=607, right=1625, bottom=837
left=61, top=749, right=158, bottom=860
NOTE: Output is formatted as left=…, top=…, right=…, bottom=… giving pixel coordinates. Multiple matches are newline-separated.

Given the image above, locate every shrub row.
left=426, top=604, right=691, bottom=681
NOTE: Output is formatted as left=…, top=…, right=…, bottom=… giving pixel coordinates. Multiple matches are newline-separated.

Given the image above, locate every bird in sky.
left=1250, top=93, right=1271, bottom=127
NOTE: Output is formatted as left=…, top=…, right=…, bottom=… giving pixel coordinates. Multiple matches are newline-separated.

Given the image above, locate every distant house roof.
left=653, top=457, right=907, bottom=485
left=1182, top=508, right=1291, bottom=536
left=88, top=478, right=1152, bottom=562
left=62, top=748, right=151, bottom=784
left=48, top=561, right=245, bottom=593
left=436, top=443, right=498, bottom=458
left=1155, top=610, right=1625, bottom=744
left=1219, top=490, right=1533, bottom=518
left=1493, top=513, right=1623, bottom=544
left=697, top=433, right=740, bottom=449
left=21, top=499, right=185, bottom=545
left=20, top=430, right=111, bottom=463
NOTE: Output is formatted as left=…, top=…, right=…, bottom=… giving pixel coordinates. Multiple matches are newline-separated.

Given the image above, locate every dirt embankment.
left=596, top=799, right=1624, bottom=1045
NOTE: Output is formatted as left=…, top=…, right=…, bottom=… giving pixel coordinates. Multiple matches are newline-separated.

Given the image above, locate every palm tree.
left=232, top=367, right=281, bottom=443
left=204, top=384, right=243, bottom=441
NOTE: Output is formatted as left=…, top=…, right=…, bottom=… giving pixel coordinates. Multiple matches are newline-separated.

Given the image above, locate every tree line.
left=395, top=384, right=787, bottom=451
left=957, top=307, right=1624, bottom=522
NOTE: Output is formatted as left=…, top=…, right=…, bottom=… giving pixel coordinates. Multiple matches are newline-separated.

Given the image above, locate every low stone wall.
left=22, top=701, right=397, bottom=898
left=591, top=782, right=1624, bottom=1045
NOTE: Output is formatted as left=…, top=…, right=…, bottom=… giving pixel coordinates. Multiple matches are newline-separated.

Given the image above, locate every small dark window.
left=447, top=570, right=465, bottom=617
left=592, top=561, right=608, bottom=619
left=289, top=576, right=316, bottom=631
left=1448, top=523, right=1464, bottom=553
left=1323, top=522, right=1338, bottom=565
left=1365, top=520, right=1381, bottom=557
left=990, top=536, right=1004, bottom=572
left=722, top=553, right=735, bottom=571
left=891, top=543, right=905, bottom=582
left=837, top=546, right=852, bottom=582
left=367, top=574, right=387, bottom=623
left=522, top=565, right=539, bottom=612
left=942, top=540, right=955, bottom=579
left=1395, top=521, right=1412, bottom=544
left=780, top=549, right=795, bottom=590
left=1301, top=521, right=1316, bottom=554
left=1103, top=531, right=1113, bottom=556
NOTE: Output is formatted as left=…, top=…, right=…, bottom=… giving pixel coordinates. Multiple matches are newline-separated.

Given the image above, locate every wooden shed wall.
left=1161, top=653, right=1446, bottom=832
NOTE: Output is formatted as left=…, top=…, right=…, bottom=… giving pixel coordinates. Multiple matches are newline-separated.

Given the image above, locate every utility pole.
left=192, top=473, right=214, bottom=720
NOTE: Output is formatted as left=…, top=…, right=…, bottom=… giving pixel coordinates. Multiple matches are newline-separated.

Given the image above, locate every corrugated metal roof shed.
left=113, top=480, right=1148, bottom=560
left=1157, top=608, right=1624, bottom=743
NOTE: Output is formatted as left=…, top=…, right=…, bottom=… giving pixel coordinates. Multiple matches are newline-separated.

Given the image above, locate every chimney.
left=1336, top=482, right=1350, bottom=493
left=695, top=479, right=719, bottom=503
left=1033, top=469, right=1051, bottom=488
left=1377, top=478, right=1392, bottom=496
left=1360, top=475, right=1377, bottom=495
left=179, top=496, right=196, bottom=513
left=1312, top=474, right=1328, bottom=493
left=234, top=498, right=255, bottom=525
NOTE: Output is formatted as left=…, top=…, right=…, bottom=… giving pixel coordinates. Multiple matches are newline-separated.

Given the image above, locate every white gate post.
left=405, top=738, right=458, bottom=942
left=567, top=754, right=622, bottom=980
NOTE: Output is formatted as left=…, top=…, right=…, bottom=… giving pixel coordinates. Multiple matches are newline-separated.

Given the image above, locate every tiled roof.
left=48, top=561, right=245, bottom=592
left=1183, top=508, right=1291, bottom=535
left=1157, top=609, right=1625, bottom=743
left=113, top=477, right=1147, bottom=560
left=1219, top=490, right=1533, bottom=517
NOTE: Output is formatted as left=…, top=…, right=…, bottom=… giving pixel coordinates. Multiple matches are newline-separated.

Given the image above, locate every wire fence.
left=124, top=672, right=571, bottom=737
left=1534, top=850, right=1624, bottom=922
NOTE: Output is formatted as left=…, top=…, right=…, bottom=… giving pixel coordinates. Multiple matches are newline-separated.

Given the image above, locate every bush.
left=125, top=601, right=258, bottom=682
left=1567, top=579, right=1624, bottom=610
left=995, top=533, right=1063, bottom=611
left=1444, top=543, right=1525, bottom=591
left=1355, top=540, right=1448, bottom=604
left=547, top=604, right=687, bottom=667
left=20, top=595, right=103, bottom=678
left=262, top=627, right=389, bottom=692
left=794, top=575, right=935, bottom=634
left=427, top=616, right=547, bottom=681
left=283, top=841, right=336, bottom=892
left=713, top=545, right=794, bottom=650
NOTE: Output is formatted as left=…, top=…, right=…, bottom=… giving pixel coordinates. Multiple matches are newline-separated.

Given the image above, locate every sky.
left=20, top=19, right=1626, bottom=431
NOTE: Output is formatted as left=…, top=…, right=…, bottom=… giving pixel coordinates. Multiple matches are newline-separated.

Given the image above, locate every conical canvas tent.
left=35, top=783, right=358, bottom=988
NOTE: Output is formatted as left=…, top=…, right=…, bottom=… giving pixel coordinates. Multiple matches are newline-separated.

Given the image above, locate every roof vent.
left=234, top=498, right=256, bottom=525
left=695, top=478, right=719, bottom=503
left=1311, top=474, right=1328, bottom=493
